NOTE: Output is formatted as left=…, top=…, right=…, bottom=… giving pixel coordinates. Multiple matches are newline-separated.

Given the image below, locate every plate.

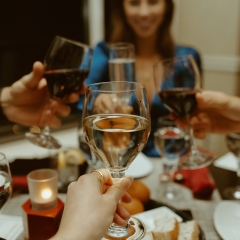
left=126, top=153, right=153, bottom=178
left=214, top=201, right=240, bottom=240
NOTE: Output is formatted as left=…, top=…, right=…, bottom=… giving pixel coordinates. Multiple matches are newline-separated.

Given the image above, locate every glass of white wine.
left=82, top=81, right=150, bottom=239
left=0, top=153, right=12, bottom=213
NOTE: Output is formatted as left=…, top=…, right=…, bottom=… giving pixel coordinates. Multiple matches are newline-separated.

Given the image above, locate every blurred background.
left=0, top=0, right=240, bottom=158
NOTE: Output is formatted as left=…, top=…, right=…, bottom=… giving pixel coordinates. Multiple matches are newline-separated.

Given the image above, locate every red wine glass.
left=25, top=36, right=93, bottom=149
left=154, top=55, right=214, bottom=169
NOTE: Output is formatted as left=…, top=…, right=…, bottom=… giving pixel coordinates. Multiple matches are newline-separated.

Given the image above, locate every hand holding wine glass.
left=154, top=55, right=214, bottom=169
left=25, top=36, right=93, bottom=149
left=82, top=81, right=150, bottom=239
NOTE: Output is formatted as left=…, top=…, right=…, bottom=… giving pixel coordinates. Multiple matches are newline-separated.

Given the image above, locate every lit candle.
left=27, top=169, right=58, bottom=211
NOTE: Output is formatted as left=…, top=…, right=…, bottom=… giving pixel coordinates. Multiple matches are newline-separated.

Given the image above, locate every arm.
left=51, top=169, right=133, bottom=240
left=0, top=61, right=84, bottom=128
left=173, top=90, right=240, bottom=139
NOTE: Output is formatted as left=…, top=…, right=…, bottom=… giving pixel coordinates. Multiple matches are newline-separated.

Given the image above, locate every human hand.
left=171, top=90, right=240, bottom=139
left=1, top=61, right=85, bottom=127
left=52, top=169, right=133, bottom=240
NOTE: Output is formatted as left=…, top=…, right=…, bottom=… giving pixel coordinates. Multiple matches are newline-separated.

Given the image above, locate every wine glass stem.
left=236, top=159, right=240, bottom=188
left=42, top=125, right=51, bottom=135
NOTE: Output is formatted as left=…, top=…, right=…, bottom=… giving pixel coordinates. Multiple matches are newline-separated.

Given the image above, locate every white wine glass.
left=154, top=55, right=214, bottom=169
left=25, top=36, right=93, bottom=149
left=154, top=116, right=187, bottom=201
left=224, top=133, right=240, bottom=200
left=0, top=153, right=12, bottom=213
left=82, top=81, right=150, bottom=239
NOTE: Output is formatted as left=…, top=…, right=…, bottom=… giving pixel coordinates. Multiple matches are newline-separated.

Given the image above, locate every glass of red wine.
left=154, top=55, right=214, bottom=169
left=25, top=36, right=93, bottom=149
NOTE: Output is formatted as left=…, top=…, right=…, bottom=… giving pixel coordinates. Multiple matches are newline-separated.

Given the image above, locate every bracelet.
left=0, top=88, right=9, bottom=123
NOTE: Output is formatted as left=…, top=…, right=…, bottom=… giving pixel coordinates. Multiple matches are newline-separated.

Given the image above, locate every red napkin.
left=174, top=167, right=216, bottom=200
left=12, top=175, right=29, bottom=193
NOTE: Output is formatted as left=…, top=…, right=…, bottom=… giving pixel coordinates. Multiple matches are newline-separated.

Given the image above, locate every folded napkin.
left=174, top=167, right=216, bottom=200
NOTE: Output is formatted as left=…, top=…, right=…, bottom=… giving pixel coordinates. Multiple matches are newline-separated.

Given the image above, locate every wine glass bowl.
left=223, top=133, right=240, bottom=200
left=82, top=81, right=150, bottom=239
left=154, top=55, right=214, bottom=169
left=25, top=36, right=93, bottom=149
left=0, top=153, right=12, bottom=212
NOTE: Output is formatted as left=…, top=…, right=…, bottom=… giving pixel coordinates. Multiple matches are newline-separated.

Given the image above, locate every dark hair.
left=104, top=0, right=175, bottom=59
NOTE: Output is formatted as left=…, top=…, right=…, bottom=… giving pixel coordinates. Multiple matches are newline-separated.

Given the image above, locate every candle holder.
left=22, top=169, right=64, bottom=240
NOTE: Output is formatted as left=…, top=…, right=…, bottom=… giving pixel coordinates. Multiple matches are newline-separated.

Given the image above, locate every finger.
left=113, top=212, right=129, bottom=227
left=66, top=93, right=80, bottom=103
left=116, top=203, right=131, bottom=220
left=121, top=192, right=132, bottom=203
left=91, top=168, right=113, bottom=187
left=45, top=111, right=61, bottom=128
left=22, top=61, right=45, bottom=89
left=50, top=101, right=71, bottom=117
left=106, top=176, right=133, bottom=203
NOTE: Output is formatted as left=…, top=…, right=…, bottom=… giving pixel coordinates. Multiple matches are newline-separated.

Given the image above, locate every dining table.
left=1, top=156, right=224, bottom=240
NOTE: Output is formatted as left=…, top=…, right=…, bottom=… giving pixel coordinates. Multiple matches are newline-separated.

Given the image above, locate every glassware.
left=154, top=55, right=214, bottom=169
left=82, top=81, right=150, bottom=239
left=0, top=153, right=12, bottom=213
left=223, top=133, right=240, bottom=200
left=109, top=42, right=135, bottom=82
left=154, top=117, right=187, bottom=200
left=25, top=36, right=93, bottom=149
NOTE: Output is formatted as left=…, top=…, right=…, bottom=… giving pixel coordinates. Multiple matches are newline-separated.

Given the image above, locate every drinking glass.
left=109, top=42, right=135, bottom=82
left=25, top=36, right=93, bottom=149
left=82, top=81, right=150, bottom=239
left=224, top=133, right=240, bottom=200
left=0, top=153, right=12, bottom=213
left=154, top=117, right=187, bottom=200
left=154, top=55, right=214, bottom=169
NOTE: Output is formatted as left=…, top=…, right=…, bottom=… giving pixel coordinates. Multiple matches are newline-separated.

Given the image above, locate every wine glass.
left=0, top=153, right=12, bottom=212
left=154, top=55, right=214, bottom=169
left=154, top=116, right=187, bottom=200
left=25, top=36, right=93, bottom=149
left=109, top=42, right=135, bottom=82
left=82, top=81, right=150, bottom=239
left=223, top=133, right=240, bottom=200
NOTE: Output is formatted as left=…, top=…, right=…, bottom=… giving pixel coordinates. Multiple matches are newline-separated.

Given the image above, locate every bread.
left=177, top=220, right=199, bottom=240
left=142, top=232, right=154, bottom=240
left=152, top=217, right=179, bottom=240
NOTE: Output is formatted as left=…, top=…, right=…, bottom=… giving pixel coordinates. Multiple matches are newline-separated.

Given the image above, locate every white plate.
left=213, top=201, right=240, bottom=240
left=134, top=206, right=183, bottom=232
left=126, top=153, right=153, bottom=178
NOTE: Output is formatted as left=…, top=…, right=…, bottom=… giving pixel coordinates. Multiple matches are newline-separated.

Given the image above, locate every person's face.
left=123, top=0, right=166, bottom=40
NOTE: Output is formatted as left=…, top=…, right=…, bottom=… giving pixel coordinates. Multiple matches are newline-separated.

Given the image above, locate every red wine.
left=158, top=88, right=200, bottom=117
left=45, top=69, right=89, bottom=99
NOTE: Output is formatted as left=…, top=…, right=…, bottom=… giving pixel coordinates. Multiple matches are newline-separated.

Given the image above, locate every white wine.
left=109, top=58, right=135, bottom=82
left=83, top=114, right=150, bottom=169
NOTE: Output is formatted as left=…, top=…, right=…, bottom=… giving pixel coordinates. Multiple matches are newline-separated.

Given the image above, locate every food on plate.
left=178, top=220, right=199, bottom=240
left=152, top=217, right=179, bottom=240
left=121, top=197, right=144, bottom=215
left=142, top=218, right=200, bottom=240
left=127, top=180, right=150, bottom=204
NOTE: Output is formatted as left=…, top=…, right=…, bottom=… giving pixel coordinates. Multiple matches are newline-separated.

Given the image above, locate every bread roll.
left=152, top=217, right=179, bottom=240
left=177, top=220, right=199, bottom=240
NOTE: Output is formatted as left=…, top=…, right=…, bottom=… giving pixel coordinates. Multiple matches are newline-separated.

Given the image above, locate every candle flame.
left=41, top=189, right=52, bottom=199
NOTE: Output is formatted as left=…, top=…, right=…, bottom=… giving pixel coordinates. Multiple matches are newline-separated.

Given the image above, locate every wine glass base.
left=103, top=217, right=146, bottom=240
left=179, top=149, right=214, bottom=169
left=25, top=132, right=61, bottom=149
left=223, top=187, right=240, bottom=200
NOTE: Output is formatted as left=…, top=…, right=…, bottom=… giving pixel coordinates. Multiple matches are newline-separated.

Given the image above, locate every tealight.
left=27, top=169, right=58, bottom=211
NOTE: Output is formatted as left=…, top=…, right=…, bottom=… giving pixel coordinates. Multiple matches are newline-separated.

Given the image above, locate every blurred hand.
left=1, top=61, right=85, bottom=127
left=171, top=90, right=240, bottom=139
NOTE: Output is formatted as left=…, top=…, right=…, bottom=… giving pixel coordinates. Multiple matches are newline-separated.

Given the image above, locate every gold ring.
left=91, top=170, right=104, bottom=185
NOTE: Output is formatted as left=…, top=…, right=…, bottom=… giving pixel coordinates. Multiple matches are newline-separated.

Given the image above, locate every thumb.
left=22, top=61, right=45, bottom=89
left=106, top=176, right=133, bottom=203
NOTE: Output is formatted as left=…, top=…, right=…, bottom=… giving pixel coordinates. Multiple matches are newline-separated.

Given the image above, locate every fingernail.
left=125, top=176, right=134, bottom=184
